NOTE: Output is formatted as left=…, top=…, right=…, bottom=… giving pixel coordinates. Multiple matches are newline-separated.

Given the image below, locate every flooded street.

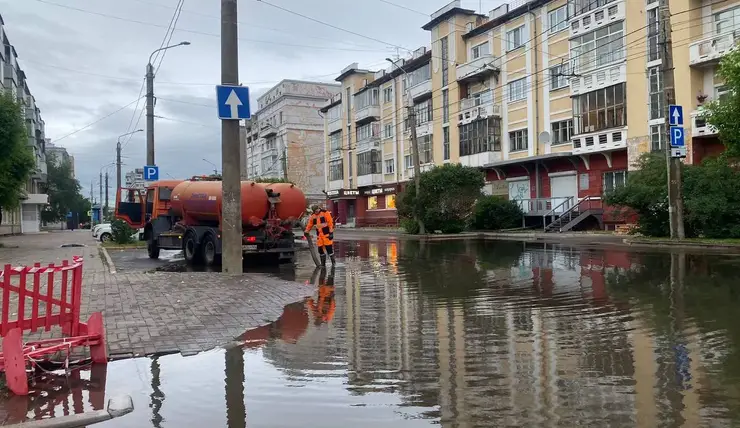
left=3, top=238, right=740, bottom=427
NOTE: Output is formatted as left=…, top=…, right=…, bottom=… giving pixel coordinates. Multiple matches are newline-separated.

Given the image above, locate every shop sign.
left=361, top=186, right=397, bottom=196
left=326, top=189, right=359, bottom=198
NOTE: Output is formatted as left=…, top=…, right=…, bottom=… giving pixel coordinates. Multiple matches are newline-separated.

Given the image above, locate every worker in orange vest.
left=307, top=267, right=336, bottom=325
left=304, top=204, right=335, bottom=266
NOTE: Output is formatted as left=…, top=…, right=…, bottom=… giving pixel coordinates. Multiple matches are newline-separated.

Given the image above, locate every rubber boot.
left=330, top=255, right=336, bottom=265
left=320, top=254, right=327, bottom=266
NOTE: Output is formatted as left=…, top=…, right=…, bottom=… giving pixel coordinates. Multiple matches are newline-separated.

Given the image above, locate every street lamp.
left=116, top=129, right=144, bottom=192
left=146, top=41, right=191, bottom=166
left=202, top=158, right=219, bottom=175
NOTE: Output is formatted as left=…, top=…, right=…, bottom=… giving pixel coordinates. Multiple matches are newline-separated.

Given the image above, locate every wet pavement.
left=4, top=238, right=740, bottom=426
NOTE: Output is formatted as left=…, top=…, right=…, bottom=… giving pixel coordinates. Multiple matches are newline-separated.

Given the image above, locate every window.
left=442, top=89, right=449, bottom=123
left=507, top=26, right=525, bottom=51
left=383, top=86, right=393, bottom=103
left=345, top=87, right=351, bottom=117
left=443, top=126, right=450, bottom=160
left=356, top=122, right=380, bottom=142
left=413, top=98, right=433, bottom=124
left=471, top=42, right=490, bottom=59
left=460, top=116, right=502, bottom=156
left=509, top=129, right=528, bottom=152
left=548, top=6, right=568, bottom=33
left=603, top=170, right=627, bottom=193
left=384, top=159, right=395, bottom=174
left=648, top=66, right=663, bottom=120
left=650, top=124, right=664, bottom=152
left=714, top=7, right=740, bottom=35
left=570, top=0, right=616, bottom=17
left=383, top=123, right=393, bottom=139
left=327, top=104, right=341, bottom=121
left=386, top=194, right=396, bottom=209
left=329, top=131, right=342, bottom=151
left=508, top=78, right=527, bottom=102
left=404, top=154, right=413, bottom=169
left=329, top=159, right=343, bottom=181
left=715, top=85, right=731, bottom=101
left=357, top=150, right=381, bottom=176
left=279, top=112, right=283, bottom=124
left=551, top=119, right=573, bottom=145
left=368, top=196, right=378, bottom=210
left=570, top=22, right=624, bottom=74
left=418, top=135, right=433, bottom=164
left=647, top=8, right=660, bottom=62
left=572, top=83, right=626, bottom=134
left=354, top=88, right=379, bottom=110
left=441, top=36, right=449, bottom=87
left=550, top=64, right=569, bottom=90
left=407, top=63, right=431, bottom=87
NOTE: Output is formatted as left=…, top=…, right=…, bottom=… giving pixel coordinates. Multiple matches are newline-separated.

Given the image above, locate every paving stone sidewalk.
left=0, top=231, right=312, bottom=359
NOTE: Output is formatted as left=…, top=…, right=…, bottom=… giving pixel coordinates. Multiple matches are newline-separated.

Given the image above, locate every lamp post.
left=146, top=41, right=191, bottom=166
left=386, top=58, right=424, bottom=234
left=116, top=129, right=144, bottom=192
left=203, top=158, right=219, bottom=175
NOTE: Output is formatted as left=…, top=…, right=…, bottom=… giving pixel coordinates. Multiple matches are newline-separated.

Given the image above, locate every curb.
left=623, top=238, right=740, bottom=252
left=98, top=245, right=117, bottom=274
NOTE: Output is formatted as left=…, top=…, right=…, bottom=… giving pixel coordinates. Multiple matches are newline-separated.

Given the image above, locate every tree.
left=41, top=153, right=84, bottom=223
left=0, top=91, right=35, bottom=210
left=704, top=48, right=740, bottom=157
left=471, top=196, right=523, bottom=230
left=397, top=164, right=484, bottom=234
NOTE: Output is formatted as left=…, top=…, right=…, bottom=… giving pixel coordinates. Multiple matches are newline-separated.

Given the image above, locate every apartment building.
left=46, top=141, right=75, bottom=178
left=0, top=14, right=49, bottom=235
left=322, top=0, right=730, bottom=229
left=241, top=80, right=340, bottom=204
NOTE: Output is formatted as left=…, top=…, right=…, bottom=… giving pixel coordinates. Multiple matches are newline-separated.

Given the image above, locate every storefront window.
left=368, top=196, right=378, bottom=210
left=386, top=194, right=396, bottom=209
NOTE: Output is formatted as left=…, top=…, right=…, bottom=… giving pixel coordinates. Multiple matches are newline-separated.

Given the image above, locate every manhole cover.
left=60, top=243, right=86, bottom=248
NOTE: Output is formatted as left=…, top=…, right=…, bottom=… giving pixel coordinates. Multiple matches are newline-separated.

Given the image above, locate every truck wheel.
left=183, top=232, right=202, bottom=264
left=148, top=239, right=160, bottom=259
left=203, top=234, right=218, bottom=267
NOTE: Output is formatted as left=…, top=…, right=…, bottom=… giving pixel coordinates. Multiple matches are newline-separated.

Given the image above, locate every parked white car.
left=92, top=223, right=142, bottom=243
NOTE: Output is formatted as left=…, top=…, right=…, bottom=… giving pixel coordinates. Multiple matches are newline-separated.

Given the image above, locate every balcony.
left=357, top=173, right=383, bottom=187
left=406, top=163, right=435, bottom=179
left=328, top=179, right=343, bottom=191
left=460, top=151, right=502, bottom=168
left=21, top=193, right=48, bottom=205
left=411, top=121, right=433, bottom=137
left=354, top=105, right=380, bottom=124
left=572, top=128, right=627, bottom=155
left=327, top=117, right=342, bottom=134
left=261, top=147, right=278, bottom=158
left=689, top=32, right=738, bottom=67
left=260, top=123, right=277, bottom=138
left=329, top=148, right=342, bottom=160
left=691, top=109, right=717, bottom=137
left=456, top=55, right=500, bottom=83
left=458, top=92, right=501, bottom=125
left=407, top=79, right=432, bottom=101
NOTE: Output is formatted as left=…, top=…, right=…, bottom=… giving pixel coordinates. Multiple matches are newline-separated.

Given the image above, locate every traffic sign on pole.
left=143, top=165, right=159, bottom=181
left=669, top=105, right=684, bottom=126
left=671, top=146, right=687, bottom=158
left=670, top=126, right=685, bottom=147
left=216, top=85, right=251, bottom=120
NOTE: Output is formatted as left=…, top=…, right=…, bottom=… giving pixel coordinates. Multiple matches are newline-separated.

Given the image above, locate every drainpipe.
left=528, top=8, right=541, bottom=198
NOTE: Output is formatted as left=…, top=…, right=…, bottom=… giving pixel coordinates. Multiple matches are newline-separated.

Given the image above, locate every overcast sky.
left=1, top=0, right=502, bottom=203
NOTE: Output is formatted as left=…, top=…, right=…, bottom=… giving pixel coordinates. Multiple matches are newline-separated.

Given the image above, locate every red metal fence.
left=0, top=257, right=107, bottom=396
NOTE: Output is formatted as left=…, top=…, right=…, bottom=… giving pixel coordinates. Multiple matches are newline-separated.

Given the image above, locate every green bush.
left=400, top=218, right=420, bottom=234
left=111, top=219, right=135, bottom=244
left=472, top=196, right=523, bottom=230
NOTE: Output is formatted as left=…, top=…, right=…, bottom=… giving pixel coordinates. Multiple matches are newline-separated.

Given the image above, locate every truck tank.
left=256, top=182, right=307, bottom=221
left=170, top=180, right=269, bottom=226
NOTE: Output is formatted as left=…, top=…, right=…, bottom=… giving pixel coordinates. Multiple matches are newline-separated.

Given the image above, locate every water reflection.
left=4, top=241, right=740, bottom=426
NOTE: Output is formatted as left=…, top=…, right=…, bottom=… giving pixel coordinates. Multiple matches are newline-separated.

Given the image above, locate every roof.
left=464, top=0, right=552, bottom=39
left=483, top=152, right=572, bottom=169
left=334, top=67, right=375, bottom=82
left=319, top=97, right=342, bottom=113
left=373, top=50, right=432, bottom=87
left=422, top=5, right=483, bottom=31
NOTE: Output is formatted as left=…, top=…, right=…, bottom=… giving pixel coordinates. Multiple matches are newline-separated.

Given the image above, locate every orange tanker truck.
left=115, top=176, right=307, bottom=266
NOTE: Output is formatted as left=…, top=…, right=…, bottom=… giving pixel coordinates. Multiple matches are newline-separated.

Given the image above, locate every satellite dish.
left=538, top=131, right=551, bottom=144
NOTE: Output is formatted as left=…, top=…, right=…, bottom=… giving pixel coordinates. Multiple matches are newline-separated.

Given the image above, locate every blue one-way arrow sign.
left=669, top=105, right=683, bottom=126
left=216, top=85, right=251, bottom=120
left=670, top=126, right=685, bottom=147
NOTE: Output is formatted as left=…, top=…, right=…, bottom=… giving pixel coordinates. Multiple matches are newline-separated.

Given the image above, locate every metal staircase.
left=543, top=196, right=603, bottom=233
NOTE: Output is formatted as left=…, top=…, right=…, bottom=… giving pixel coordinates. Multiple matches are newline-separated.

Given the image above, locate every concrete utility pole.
left=660, top=3, right=685, bottom=239
left=99, top=172, right=103, bottom=216
left=146, top=43, right=190, bottom=166
left=221, top=0, right=243, bottom=274
left=116, top=142, right=122, bottom=193
left=282, top=148, right=288, bottom=181
left=386, top=58, right=425, bottom=235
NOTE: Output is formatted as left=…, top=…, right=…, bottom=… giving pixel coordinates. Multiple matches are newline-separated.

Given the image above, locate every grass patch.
left=102, top=240, right=147, bottom=249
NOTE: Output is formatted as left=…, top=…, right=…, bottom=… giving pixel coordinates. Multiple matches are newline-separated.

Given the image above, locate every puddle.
left=59, top=244, right=86, bottom=248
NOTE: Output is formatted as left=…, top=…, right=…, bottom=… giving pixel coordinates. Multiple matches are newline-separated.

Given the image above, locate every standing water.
left=2, top=239, right=740, bottom=427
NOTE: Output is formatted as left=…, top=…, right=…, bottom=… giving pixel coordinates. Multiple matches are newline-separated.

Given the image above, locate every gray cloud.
left=1, top=0, right=501, bottom=204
